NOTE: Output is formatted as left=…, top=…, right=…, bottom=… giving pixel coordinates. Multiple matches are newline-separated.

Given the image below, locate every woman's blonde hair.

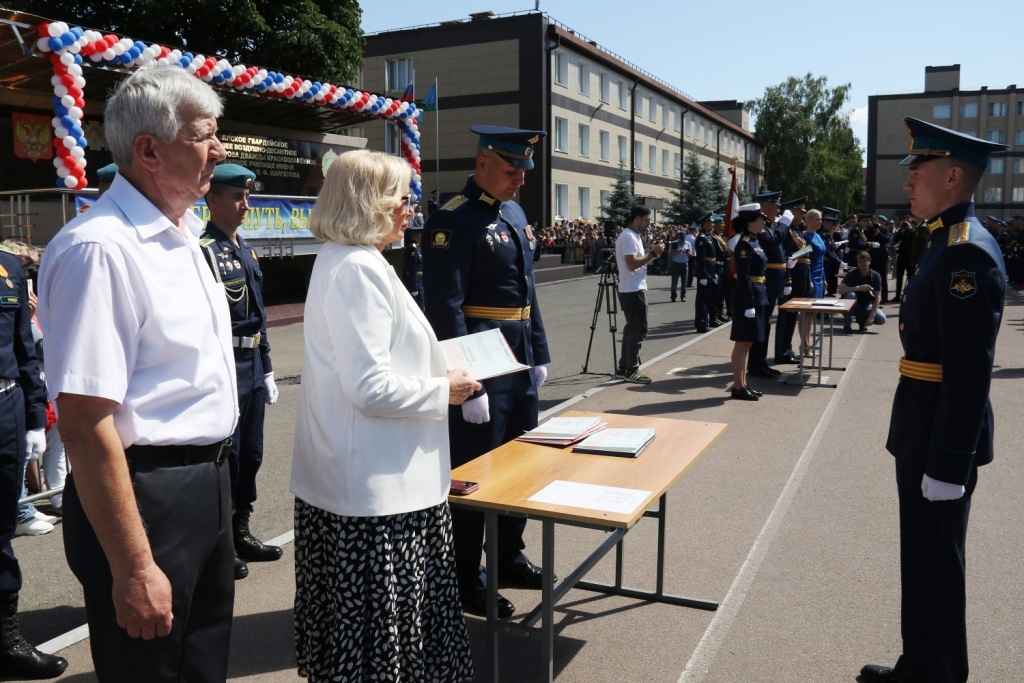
left=805, top=209, right=822, bottom=221
left=310, top=150, right=411, bottom=245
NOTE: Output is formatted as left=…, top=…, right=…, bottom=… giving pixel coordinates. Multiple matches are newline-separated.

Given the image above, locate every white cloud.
left=849, top=105, right=869, bottom=125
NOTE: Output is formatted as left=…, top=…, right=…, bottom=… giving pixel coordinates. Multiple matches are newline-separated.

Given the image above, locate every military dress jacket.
left=200, top=222, right=272, bottom=373
left=732, top=234, right=769, bottom=311
left=422, top=176, right=550, bottom=393
left=885, top=202, right=1005, bottom=486
left=757, top=223, right=787, bottom=301
left=0, top=248, right=46, bottom=430
left=694, top=232, right=717, bottom=281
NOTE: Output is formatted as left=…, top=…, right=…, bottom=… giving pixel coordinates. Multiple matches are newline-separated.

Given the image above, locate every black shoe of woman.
left=744, top=386, right=763, bottom=397
left=730, top=386, right=759, bottom=401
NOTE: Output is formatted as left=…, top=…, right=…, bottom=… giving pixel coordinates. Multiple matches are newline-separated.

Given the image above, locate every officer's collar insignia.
left=948, top=222, right=971, bottom=245
left=479, top=191, right=498, bottom=206
left=527, top=135, right=540, bottom=144
left=949, top=270, right=977, bottom=299
left=431, top=229, right=452, bottom=249
left=524, top=226, right=534, bottom=240
left=927, top=216, right=944, bottom=233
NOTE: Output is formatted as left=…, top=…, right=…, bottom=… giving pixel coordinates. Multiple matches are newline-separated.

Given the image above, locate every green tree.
left=600, top=169, right=639, bottom=227
left=667, top=151, right=711, bottom=225
left=749, top=73, right=864, bottom=212
left=707, top=163, right=729, bottom=211
left=17, top=0, right=364, bottom=84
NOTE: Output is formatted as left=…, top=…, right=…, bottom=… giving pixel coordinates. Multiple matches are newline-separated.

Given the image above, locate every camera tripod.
left=581, top=254, right=620, bottom=374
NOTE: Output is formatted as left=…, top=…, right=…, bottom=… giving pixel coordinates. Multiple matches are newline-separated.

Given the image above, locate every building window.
left=599, top=189, right=611, bottom=213
left=672, top=109, right=681, bottom=133
left=1019, top=101, right=1024, bottom=116
left=554, top=117, right=569, bottom=152
left=673, top=152, right=681, bottom=178
left=986, top=130, right=1007, bottom=145
left=578, top=187, right=591, bottom=220
left=988, top=158, right=1004, bottom=174
left=385, top=58, right=413, bottom=93
left=1015, top=130, right=1024, bottom=145
left=649, top=146, right=656, bottom=173
left=599, top=72, right=609, bottom=103
left=617, top=80, right=627, bottom=110
left=635, top=93, right=645, bottom=116
left=662, top=105, right=670, bottom=128
left=578, top=123, right=590, bottom=158
left=554, top=52, right=568, bottom=86
left=933, top=104, right=951, bottom=119
left=960, top=102, right=978, bottom=118
left=554, top=183, right=569, bottom=219
left=983, top=186, right=1002, bottom=202
left=649, top=98, right=657, bottom=122
left=384, top=121, right=401, bottom=155
left=599, top=130, right=610, bottom=162
left=578, top=62, right=590, bottom=96
left=1013, top=187, right=1024, bottom=202
left=988, top=102, right=1007, bottom=117
left=1016, top=159, right=1024, bottom=174
left=661, top=149, right=669, bottom=176
left=634, top=141, right=643, bottom=169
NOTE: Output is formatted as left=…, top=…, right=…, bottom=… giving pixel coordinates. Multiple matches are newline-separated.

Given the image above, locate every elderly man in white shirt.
left=37, top=66, right=238, bottom=682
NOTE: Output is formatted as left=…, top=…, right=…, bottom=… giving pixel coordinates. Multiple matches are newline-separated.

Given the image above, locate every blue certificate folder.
left=572, top=428, right=656, bottom=457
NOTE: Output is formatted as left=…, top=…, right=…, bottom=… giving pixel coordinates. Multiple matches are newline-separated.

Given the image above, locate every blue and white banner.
left=74, top=195, right=316, bottom=239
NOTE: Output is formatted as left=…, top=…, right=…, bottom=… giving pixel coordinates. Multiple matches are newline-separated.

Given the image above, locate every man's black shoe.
left=858, top=322, right=868, bottom=332
left=462, top=591, right=515, bottom=619
left=695, top=326, right=709, bottom=333
left=0, top=601, right=69, bottom=679
left=709, top=319, right=722, bottom=328
left=498, top=560, right=552, bottom=589
left=747, top=367, right=776, bottom=378
left=234, top=556, right=249, bottom=581
left=234, top=507, right=283, bottom=562
left=860, top=664, right=899, bottom=682
left=842, top=325, right=853, bottom=334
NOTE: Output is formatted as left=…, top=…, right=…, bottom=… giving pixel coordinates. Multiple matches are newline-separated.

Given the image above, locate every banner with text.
left=75, top=195, right=316, bottom=239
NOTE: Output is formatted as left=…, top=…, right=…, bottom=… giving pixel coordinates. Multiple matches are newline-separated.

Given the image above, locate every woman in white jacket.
left=291, top=150, right=478, bottom=683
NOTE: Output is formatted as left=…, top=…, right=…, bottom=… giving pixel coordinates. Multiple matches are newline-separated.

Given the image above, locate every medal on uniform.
left=500, top=231, right=509, bottom=244
left=485, top=234, right=495, bottom=252
left=233, top=260, right=242, bottom=270
left=0, top=264, right=7, bottom=278
left=225, top=261, right=234, bottom=272
left=4, top=278, right=11, bottom=288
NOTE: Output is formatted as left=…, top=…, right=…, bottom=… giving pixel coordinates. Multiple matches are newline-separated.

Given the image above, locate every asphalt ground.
left=9, top=267, right=1024, bottom=682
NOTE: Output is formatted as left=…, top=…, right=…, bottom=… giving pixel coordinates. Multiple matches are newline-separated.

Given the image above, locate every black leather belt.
left=126, top=439, right=232, bottom=467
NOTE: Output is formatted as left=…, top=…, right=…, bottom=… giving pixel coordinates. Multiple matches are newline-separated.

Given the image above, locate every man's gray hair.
left=104, top=66, right=224, bottom=167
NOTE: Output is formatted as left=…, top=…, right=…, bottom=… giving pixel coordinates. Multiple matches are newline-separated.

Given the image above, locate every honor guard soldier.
left=748, top=191, right=785, bottom=376
left=711, top=216, right=731, bottom=322
left=820, top=207, right=845, bottom=297
left=860, top=118, right=1008, bottom=683
left=0, top=246, right=68, bottom=678
left=402, top=223, right=425, bottom=311
left=201, top=164, right=282, bottom=581
left=423, top=125, right=551, bottom=619
left=693, top=212, right=717, bottom=332
left=775, top=196, right=809, bottom=364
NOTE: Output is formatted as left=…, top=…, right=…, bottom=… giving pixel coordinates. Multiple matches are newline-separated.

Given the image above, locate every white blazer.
left=291, top=243, right=451, bottom=517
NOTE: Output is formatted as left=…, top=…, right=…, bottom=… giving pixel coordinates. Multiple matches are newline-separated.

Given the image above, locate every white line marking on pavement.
left=677, top=336, right=869, bottom=683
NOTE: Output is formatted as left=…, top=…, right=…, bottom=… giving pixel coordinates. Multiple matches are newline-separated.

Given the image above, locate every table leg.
left=486, top=511, right=500, bottom=682
left=655, top=493, right=666, bottom=595
left=542, top=520, right=555, bottom=683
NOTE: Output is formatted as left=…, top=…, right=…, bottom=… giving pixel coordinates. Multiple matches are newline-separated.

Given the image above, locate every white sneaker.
left=34, top=511, right=59, bottom=525
left=15, top=518, right=54, bottom=536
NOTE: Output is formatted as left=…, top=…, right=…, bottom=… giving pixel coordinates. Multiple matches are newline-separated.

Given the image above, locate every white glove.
left=25, top=428, right=46, bottom=461
left=461, top=394, right=490, bottom=424
left=921, top=474, right=965, bottom=501
left=532, top=364, right=548, bottom=389
left=871, top=242, right=880, bottom=249
left=699, top=279, right=708, bottom=286
left=779, top=210, right=794, bottom=227
left=783, top=286, right=792, bottom=296
left=263, top=372, right=279, bottom=405
left=786, top=257, right=798, bottom=269
left=744, top=308, right=756, bottom=318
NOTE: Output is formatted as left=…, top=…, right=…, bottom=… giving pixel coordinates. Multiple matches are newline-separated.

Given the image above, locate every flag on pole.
left=723, top=164, right=740, bottom=239
left=421, top=82, right=438, bottom=111
left=401, top=82, right=415, bottom=103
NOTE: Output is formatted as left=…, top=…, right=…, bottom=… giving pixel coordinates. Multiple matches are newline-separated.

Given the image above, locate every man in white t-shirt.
left=614, top=205, right=665, bottom=383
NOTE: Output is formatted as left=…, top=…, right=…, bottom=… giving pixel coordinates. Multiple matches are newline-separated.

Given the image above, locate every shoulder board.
left=948, top=222, right=971, bottom=246
left=0, top=245, right=15, bottom=255
left=200, top=237, right=216, bottom=247
left=441, top=195, right=469, bottom=211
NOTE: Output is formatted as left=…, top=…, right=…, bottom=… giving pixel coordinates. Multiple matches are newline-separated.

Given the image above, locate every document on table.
left=439, top=328, right=530, bottom=381
left=528, top=480, right=651, bottom=515
left=786, top=299, right=846, bottom=307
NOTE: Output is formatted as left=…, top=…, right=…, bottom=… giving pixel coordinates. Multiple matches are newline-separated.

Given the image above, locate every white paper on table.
left=439, top=328, right=530, bottom=381
left=527, top=480, right=651, bottom=515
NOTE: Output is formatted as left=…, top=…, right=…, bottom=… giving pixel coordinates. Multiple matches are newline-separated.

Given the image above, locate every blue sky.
left=360, top=0, right=1021, bottom=162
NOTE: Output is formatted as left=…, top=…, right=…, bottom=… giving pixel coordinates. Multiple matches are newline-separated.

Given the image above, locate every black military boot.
left=0, top=600, right=69, bottom=679
left=233, top=505, right=283, bottom=563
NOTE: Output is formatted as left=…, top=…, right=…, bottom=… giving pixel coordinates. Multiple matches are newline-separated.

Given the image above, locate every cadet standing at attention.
left=693, top=212, right=717, bottom=333
left=423, top=126, right=551, bottom=619
left=861, top=118, right=1008, bottom=683
left=201, top=164, right=282, bottom=581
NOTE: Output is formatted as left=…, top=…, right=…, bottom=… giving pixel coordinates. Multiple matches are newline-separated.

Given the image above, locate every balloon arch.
left=34, top=20, right=424, bottom=198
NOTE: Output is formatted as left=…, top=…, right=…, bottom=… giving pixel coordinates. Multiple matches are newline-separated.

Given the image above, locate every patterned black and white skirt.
left=294, top=498, right=474, bottom=683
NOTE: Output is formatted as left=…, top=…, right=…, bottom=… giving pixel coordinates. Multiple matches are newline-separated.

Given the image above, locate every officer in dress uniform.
left=402, top=224, right=425, bottom=311
left=820, top=208, right=845, bottom=297
left=711, top=216, right=731, bottom=322
left=775, top=196, right=809, bottom=364
left=861, top=118, right=1008, bottom=683
left=693, top=212, right=717, bottom=332
left=423, top=126, right=551, bottom=619
left=0, top=247, right=68, bottom=678
left=748, top=191, right=785, bottom=377
left=200, top=164, right=282, bottom=581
